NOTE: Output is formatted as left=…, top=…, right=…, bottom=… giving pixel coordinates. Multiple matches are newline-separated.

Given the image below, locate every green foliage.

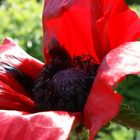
left=117, top=75, right=140, bottom=113
left=0, top=0, right=44, bottom=61
left=69, top=127, right=89, bottom=140
left=113, top=104, right=140, bottom=131
left=96, top=123, right=135, bottom=140
left=126, top=0, right=140, bottom=5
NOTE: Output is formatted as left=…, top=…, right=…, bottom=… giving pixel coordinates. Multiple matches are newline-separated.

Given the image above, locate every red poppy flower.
left=0, top=0, right=140, bottom=140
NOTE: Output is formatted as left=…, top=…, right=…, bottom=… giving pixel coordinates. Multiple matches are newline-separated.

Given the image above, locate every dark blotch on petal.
left=2, top=63, right=34, bottom=95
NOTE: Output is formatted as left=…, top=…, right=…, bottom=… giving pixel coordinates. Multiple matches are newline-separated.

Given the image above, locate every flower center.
left=33, top=59, right=98, bottom=112
left=32, top=38, right=99, bottom=112
left=51, top=68, right=92, bottom=112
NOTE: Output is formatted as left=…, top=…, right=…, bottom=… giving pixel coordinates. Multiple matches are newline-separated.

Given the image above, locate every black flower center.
left=32, top=64, right=96, bottom=112
left=51, top=68, right=92, bottom=112
left=32, top=39, right=99, bottom=112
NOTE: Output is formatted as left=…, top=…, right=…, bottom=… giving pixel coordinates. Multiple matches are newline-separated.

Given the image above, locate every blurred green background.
left=0, top=0, right=140, bottom=140
left=0, top=0, right=43, bottom=61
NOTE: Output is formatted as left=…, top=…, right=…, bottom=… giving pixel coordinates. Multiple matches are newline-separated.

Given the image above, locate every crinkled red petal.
left=84, top=42, right=140, bottom=139
left=0, top=110, right=76, bottom=140
left=0, top=38, right=43, bottom=96
left=92, top=0, right=140, bottom=61
left=42, top=0, right=99, bottom=63
left=42, top=0, right=140, bottom=63
left=0, top=81, right=35, bottom=112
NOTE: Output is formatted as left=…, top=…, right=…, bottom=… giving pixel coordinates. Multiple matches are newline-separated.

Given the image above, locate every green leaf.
left=114, top=75, right=140, bottom=130
left=113, top=104, right=140, bottom=131
left=117, top=75, right=140, bottom=114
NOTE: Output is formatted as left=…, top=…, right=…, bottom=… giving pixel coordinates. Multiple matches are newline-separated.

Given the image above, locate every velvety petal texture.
left=92, top=0, right=140, bottom=61
left=0, top=81, right=34, bottom=112
left=42, top=0, right=99, bottom=62
left=84, top=42, right=140, bottom=139
left=42, top=0, right=140, bottom=62
left=0, top=38, right=43, bottom=112
left=0, top=38, right=43, bottom=80
left=0, top=110, right=75, bottom=140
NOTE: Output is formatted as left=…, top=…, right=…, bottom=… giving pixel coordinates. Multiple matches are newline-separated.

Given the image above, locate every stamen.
left=73, top=54, right=99, bottom=79
left=49, top=38, right=72, bottom=70
left=32, top=39, right=99, bottom=112
left=51, top=68, right=92, bottom=112
left=33, top=57, right=99, bottom=112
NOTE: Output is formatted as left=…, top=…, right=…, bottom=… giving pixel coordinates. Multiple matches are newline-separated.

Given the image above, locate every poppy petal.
left=84, top=42, right=140, bottom=139
left=0, top=110, right=75, bottom=140
left=93, top=0, right=140, bottom=61
left=0, top=81, right=34, bottom=112
left=0, top=37, right=43, bottom=79
left=42, top=0, right=140, bottom=63
left=42, top=0, right=99, bottom=63
left=0, top=38, right=43, bottom=96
